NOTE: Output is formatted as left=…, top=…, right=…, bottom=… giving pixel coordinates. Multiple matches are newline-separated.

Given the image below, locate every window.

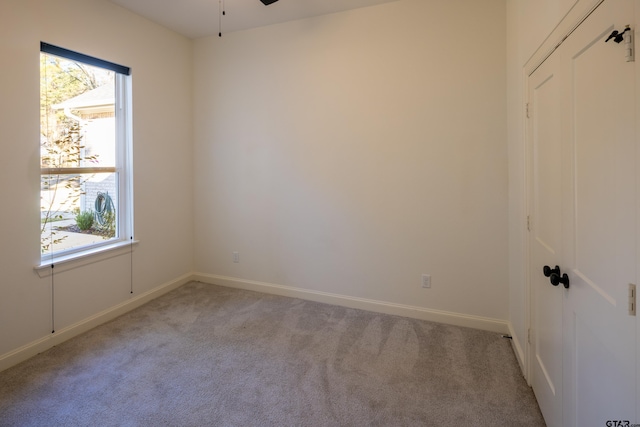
left=40, top=43, right=132, bottom=263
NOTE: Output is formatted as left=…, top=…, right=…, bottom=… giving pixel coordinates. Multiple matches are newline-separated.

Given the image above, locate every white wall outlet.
left=421, top=274, right=431, bottom=288
left=233, top=252, right=239, bottom=263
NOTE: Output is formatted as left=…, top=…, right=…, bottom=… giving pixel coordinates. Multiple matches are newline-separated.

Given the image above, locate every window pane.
left=41, top=172, right=118, bottom=255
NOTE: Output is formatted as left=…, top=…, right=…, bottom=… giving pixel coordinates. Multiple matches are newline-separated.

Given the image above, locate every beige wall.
left=0, top=0, right=193, bottom=362
left=1, top=0, right=522, bottom=370
left=193, top=0, right=508, bottom=322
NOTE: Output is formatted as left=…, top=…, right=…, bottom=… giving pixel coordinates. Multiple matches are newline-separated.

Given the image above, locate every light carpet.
left=0, top=281, right=545, bottom=426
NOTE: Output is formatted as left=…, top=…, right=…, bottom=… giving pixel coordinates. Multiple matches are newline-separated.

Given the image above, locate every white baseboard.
left=0, top=272, right=192, bottom=373
left=193, top=273, right=509, bottom=334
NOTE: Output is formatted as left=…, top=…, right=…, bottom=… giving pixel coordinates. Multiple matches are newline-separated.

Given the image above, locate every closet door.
left=528, top=1, right=636, bottom=425
left=528, top=49, right=566, bottom=427
left=561, top=0, right=636, bottom=425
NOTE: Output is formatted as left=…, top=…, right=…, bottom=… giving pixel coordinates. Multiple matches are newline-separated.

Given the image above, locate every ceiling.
left=109, top=0, right=400, bottom=39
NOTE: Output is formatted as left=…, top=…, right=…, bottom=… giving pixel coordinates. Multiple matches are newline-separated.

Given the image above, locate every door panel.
left=534, top=71, right=563, bottom=256
left=563, top=1, right=636, bottom=424
left=529, top=53, right=564, bottom=427
left=572, top=22, right=635, bottom=303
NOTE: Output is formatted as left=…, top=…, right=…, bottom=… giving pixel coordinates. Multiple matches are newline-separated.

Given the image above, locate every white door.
left=561, top=0, right=636, bottom=425
left=528, top=0, right=637, bottom=426
left=528, top=48, right=565, bottom=427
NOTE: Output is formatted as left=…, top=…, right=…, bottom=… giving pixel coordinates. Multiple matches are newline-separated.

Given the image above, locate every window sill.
left=35, top=240, right=139, bottom=278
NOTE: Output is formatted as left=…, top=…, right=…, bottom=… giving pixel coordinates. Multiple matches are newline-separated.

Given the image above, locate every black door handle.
left=543, top=265, right=560, bottom=277
left=550, top=273, right=570, bottom=289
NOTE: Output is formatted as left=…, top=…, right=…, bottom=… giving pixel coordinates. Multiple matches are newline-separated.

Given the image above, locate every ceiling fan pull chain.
left=218, top=0, right=223, bottom=37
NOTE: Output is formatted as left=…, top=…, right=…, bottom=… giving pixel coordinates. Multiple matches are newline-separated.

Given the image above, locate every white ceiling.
left=109, top=0, right=400, bottom=39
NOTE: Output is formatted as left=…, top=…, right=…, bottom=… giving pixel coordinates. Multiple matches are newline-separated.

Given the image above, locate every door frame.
left=635, top=3, right=640, bottom=418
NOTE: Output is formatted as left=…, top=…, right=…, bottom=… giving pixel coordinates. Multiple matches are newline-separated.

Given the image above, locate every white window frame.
left=36, top=44, right=134, bottom=275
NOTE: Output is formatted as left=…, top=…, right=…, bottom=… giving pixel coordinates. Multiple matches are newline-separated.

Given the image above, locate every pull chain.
left=130, top=236, right=134, bottom=294
left=219, top=0, right=226, bottom=37
left=51, top=264, right=55, bottom=333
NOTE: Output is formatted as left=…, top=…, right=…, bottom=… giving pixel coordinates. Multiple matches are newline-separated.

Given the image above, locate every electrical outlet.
left=421, top=274, right=431, bottom=289
left=233, top=252, right=239, bottom=263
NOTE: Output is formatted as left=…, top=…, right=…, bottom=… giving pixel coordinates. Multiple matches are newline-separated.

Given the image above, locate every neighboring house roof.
left=52, top=82, right=114, bottom=112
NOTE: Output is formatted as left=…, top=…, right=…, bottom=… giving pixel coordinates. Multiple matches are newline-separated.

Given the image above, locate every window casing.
left=39, top=43, right=133, bottom=265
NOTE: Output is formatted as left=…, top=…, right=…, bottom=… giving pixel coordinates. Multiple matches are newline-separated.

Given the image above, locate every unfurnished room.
left=0, top=0, right=639, bottom=425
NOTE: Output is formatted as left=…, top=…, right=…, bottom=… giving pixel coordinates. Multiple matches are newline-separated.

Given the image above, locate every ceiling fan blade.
left=259, top=0, right=279, bottom=4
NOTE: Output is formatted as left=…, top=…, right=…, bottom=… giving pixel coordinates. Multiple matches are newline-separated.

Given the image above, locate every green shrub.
left=75, top=210, right=94, bottom=231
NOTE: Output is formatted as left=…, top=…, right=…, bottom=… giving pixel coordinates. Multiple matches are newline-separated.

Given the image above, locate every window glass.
left=40, top=45, right=131, bottom=259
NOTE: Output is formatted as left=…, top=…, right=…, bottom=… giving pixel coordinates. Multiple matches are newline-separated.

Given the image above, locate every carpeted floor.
left=0, top=281, right=545, bottom=426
